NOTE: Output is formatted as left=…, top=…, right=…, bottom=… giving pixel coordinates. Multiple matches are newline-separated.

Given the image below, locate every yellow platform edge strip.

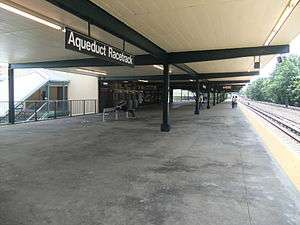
left=239, top=104, right=300, bottom=192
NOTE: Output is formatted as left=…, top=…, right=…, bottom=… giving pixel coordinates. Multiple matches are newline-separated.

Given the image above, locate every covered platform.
left=0, top=103, right=299, bottom=225
left=1, top=1, right=300, bottom=224
left=1, top=0, right=298, bottom=130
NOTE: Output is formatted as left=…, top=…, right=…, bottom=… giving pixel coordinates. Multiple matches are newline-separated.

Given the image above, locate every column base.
left=194, top=110, right=199, bottom=115
left=161, top=123, right=171, bottom=132
left=207, top=105, right=211, bottom=109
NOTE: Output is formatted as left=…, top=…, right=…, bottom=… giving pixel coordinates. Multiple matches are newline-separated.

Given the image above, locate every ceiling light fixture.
left=153, top=65, right=172, bottom=73
left=264, top=0, right=300, bottom=45
left=138, top=79, right=149, bottom=83
left=0, top=3, right=62, bottom=30
left=76, top=68, right=107, bottom=75
left=153, top=65, right=164, bottom=70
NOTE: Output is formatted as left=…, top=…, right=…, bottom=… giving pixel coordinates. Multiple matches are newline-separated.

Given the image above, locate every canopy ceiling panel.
left=271, top=3, right=300, bottom=46
left=0, top=7, right=85, bottom=63
left=0, top=0, right=146, bottom=64
left=93, top=0, right=300, bottom=74
left=2, top=0, right=299, bottom=79
left=92, top=0, right=287, bottom=52
left=187, top=57, right=255, bottom=73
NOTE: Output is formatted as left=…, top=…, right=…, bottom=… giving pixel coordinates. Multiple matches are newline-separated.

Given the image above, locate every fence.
left=0, top=99, right=98, bottom=124
left=102, top=107, right=134, bottom=122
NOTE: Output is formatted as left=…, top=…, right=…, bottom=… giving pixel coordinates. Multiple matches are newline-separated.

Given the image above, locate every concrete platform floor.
left=0, top=103, right=299, bottom=225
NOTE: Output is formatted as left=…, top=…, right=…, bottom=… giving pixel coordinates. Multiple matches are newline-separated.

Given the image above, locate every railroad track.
left=241, top=101, right=300, bottom=143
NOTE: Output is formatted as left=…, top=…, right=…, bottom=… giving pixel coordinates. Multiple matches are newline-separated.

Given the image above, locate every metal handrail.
left=1, top=99, right=98, bottom=124
left=26, top=102, right=48, bottom=121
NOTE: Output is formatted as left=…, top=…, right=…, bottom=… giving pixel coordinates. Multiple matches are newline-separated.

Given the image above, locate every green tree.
left=245, top=78, right=269, bottom=101
left=270, top=55, right=300, bottom=105
left=243, top=55, right=300, bottom=106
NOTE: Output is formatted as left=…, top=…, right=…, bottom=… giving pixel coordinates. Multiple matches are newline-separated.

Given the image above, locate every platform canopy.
left=1, top=0, right=300, bottom=85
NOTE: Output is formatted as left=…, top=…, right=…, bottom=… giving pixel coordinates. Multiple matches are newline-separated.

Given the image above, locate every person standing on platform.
left=133, top=93, right=139, bottom=109
left=198, top=94, right=203, bottom=110
left=232, top=95, right=237, bottom=108
left=127, top=94, right=136, bottom=118
left=138, top=91, right=143, bottom=105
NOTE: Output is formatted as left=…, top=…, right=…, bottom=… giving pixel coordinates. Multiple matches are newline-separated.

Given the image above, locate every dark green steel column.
left=8, top=65, right=15, bottom=124
left=194, top=79, right=200, bottom=114
left=98, top=78, right=102, bottom=113
left=161, top=64, right=170, bottom=132
left=169, top=88, right=173, bottom=104
left=207, top=83, right=210, bottom=109
left=213, top=88, right=216, bottom=106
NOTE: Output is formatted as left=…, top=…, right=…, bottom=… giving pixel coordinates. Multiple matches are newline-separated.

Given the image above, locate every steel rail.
left=241, top=101, right=300, bottom=143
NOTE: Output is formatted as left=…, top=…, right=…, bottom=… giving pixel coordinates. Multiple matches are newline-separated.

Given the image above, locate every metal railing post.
left=8, top=65, right=15, bottom=124
left=94, top=99, right=97, bottom=114
left=102, top=108, right=105, bottom=122
left=54, top=101, right=57, bottom=119
left=83, top=100, right=86, bottom=115
left=34, top=102, right=38, bottom=121
left=69, top=100, right=72, bottom=117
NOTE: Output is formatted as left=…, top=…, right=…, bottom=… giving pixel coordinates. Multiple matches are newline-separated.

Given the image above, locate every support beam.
left=11, top=58, right=116, bottom=69
left=169, top=88, right=173, bottom=104
left=207, top=84, right=211, bottom=109
left=98, top=78, right=102, bottom=113
left=11, top=44, right=289, bottom=68
left=161, top=64, right=170, bottom=132
left=194, top=79, right=200, bottom=115
left=46, top=0, right=196, bottom=74
left=169, top=80, right=250, bottom=90
left=100, top=72, right=258, bottom=82
left=11, top=45, right=289, bottom=68
left=47, top=0, right=167, bottom=59
left=213, top=89, right=216, bottom=106
left=167, top=45, right=289, bottom=64
left=203, top=71, right=258, bottom=79
left=208, top=80, right=251, bottom=84
left=8, top=65, right=15, bottom=124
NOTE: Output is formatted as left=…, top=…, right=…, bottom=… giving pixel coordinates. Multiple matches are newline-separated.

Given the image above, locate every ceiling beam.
left=101, top=72, right=257, bottom=81
left=169, top=81, right=249, bottom=90
left=214, top=80, right=250, bottom=84
left=10, top=58, right=115, bottom=69
left=202, top=71, right=258, bottom=79
left=167, top=45, right=289, bottom=64
left=45, top=1, right=288, bottom=74
left=46, top=0, right=167, bottom=59
left=9, top=55, right=167, bottom=69
left=45, top=0, right=195, bottom=75
left=11, top=44, right=288, bottom=69
left=171, top=80, right=250, bottom=85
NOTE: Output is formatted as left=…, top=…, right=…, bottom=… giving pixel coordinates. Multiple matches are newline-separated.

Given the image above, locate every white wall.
left=66, top=73, right=99, bottom=114
left=67, top=73, right=98, bottom=100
